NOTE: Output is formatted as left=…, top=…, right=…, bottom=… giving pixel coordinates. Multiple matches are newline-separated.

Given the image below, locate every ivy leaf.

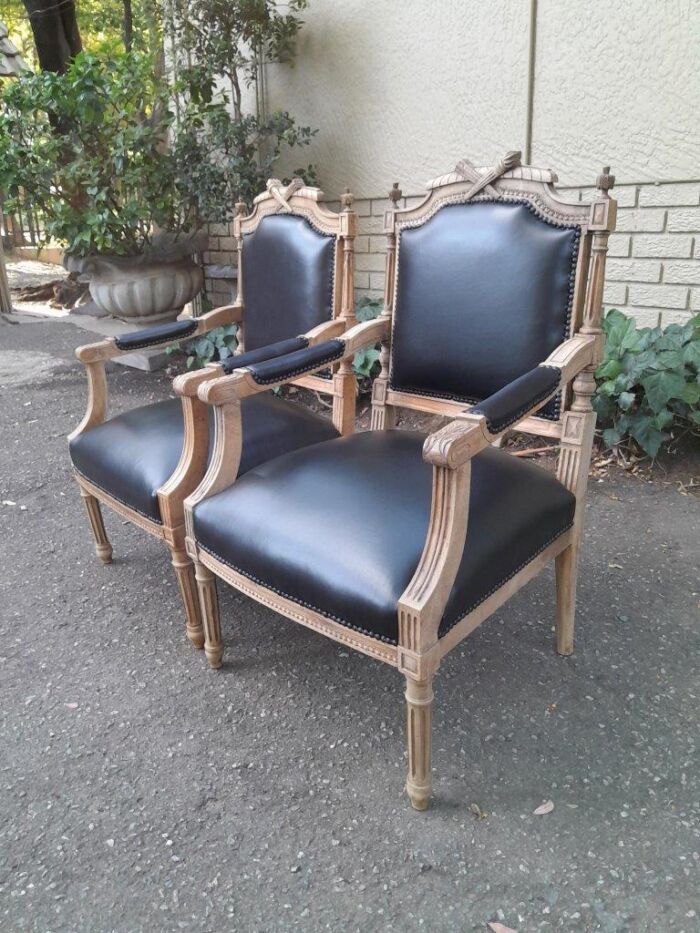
left=629, top=416, right=663, bottom=457
left=618, top=391, right=636, bottom=411
left=641, top=371, right=687, bottom=410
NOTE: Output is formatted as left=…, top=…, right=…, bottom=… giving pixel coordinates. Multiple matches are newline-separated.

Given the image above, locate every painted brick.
left=354, top=272, right=370, bottom=289
left=369, top=271, right=385, bottom=291
left=661, top=309, right=694, bottom=325
left=606, top=259, right=661, bottom=283
left=603, top=283, right=627, bottom=305
left=666, top=207, right=700, bottom=232
left=218, top=236, right=236, bottom=253
left=355, top=252, right=386, bottom=272
left=638, top=183, right=700, bottom=207
left=372, top=198, right=389, bottom=216
left=353, top=235, right=370, bottom=253
left=208, top=223, right=231, bottom=237
left=361, top=213, right=386, bottom=234
left=632, top=235, right=694, bottom=258
left=691, top=289, right=700, bottom=312
left=607, top=234, right=631, bottom=257
left=615, top=209, right=666, bottom=232
left=627, top=283, right=689, bottom=309
left=579, top=185, right=637, bottom=208
left=619, top=307, right=663, bottom=328
left=354, top=199, right=372, bottom=217
left=663, top=260, right=700, bottom=285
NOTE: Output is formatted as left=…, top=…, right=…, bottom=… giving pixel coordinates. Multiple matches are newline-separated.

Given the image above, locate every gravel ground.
left=0, top=319, right=698, bottom=933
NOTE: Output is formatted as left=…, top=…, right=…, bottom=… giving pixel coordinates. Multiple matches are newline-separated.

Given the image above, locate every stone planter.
left=84, top=255, right=203, bottom=325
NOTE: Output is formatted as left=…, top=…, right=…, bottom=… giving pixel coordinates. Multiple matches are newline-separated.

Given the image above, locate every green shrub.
left=594, top=309, right=700, bottom=457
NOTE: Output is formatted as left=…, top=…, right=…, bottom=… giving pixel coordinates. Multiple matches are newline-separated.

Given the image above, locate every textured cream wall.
left=532, top=0, right=700, bottom=186
left=264, top=0, right=531, bottom=198
left=265, top=0, right=700, bottom=196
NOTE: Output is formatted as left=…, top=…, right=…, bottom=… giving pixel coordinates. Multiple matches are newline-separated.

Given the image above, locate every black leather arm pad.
left=472, top=365, right=561, bottom=433
left=221, top=336, right=309, bottom=375
left=247, top=339, right=346, bottom=385
left=114, top=318, right=198, bottom=351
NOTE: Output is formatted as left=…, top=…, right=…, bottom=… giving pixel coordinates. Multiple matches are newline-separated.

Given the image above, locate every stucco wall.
left=206, top=0, right=700, bottom=327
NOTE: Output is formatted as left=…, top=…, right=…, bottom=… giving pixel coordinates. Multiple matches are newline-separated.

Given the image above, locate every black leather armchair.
left=182, top=154, right=617, bottom=810
left=68, top=180, right=358, bottom=652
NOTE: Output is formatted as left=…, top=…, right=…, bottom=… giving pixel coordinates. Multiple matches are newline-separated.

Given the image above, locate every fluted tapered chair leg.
left=169, top=545, right=204, bottom=649
left=405, top=674, right=434, bottom=810
left=555, top=542, right=579, bottom=656
left=79, top=489, right=113, bottom=564
left=195, top=561, right=224, bottom=668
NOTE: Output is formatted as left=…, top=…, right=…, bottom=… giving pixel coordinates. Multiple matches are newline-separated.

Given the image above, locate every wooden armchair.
left=68, top=180, right=358, bottom=652
left=182, top=153, right=616, bottom=809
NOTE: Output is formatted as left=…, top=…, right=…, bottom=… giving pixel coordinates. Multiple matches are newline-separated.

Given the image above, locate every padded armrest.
left=471, top=364, right=561, bottom=433
left=221, top=336, right=309, bottom=374
left=113, top=318, right=198, bottom=351
left=247, top=339, right=346, bottom=385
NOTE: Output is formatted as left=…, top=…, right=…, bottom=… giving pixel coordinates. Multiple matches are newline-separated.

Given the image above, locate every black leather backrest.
left=390, top=201, right=580, bottom=416
left=241, top=214, right=335, bottom=351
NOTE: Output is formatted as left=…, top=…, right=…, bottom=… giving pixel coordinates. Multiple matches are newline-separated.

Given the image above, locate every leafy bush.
left=0, top=21, right=316, bottom=256
left=594, top=309, right=700, bottom=457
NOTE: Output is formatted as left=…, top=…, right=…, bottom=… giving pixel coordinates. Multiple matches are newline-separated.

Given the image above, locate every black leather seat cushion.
left=390, top=201, right=579, bottom=419
left=241, top=214, right=335, bottom=351
left=69, top=395, right=339, bottom=522
left=192, top=431, right=575, bottom=644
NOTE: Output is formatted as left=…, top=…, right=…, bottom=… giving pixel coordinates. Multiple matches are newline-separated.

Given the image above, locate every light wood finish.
left=186, top=155, right=616, bottom=809
left=195, top=560, right=223, bottom=669
left=371, top=182, right=403, bottom=431
left=70, top=180, right=356, bottom=651
left=79, top=489, right=112, bottom=564
left=170, top=545, right=204, bottom=649
left=405, top=675, right=434, bottom=811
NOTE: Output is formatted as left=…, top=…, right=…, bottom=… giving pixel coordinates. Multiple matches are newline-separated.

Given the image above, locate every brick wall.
left=205, top=181, right=700, bottom=328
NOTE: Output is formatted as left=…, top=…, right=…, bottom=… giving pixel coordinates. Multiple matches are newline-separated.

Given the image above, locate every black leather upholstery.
left=221, top=336, right=309, bottom=374
left=390, top=201, right=579, bottom=419
left=114, top=318, right=197, bottom=351
left=69, top=395, right=339, bottom=522
left=192, top=431, right=575, bottom=643
left=241, top=214, right=335, bottom=351
left=473, top=364, right=561, bottom=433
left=248, top=339, right=345, bottom=385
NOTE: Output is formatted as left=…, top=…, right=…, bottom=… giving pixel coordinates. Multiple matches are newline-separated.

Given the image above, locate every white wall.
left=264, top=0, right=700, bottom=197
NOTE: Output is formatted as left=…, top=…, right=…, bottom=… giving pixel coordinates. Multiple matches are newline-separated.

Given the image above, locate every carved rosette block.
left=80, top=490, right=112, bottom=564
left=405, top=676, right=433, bottom=810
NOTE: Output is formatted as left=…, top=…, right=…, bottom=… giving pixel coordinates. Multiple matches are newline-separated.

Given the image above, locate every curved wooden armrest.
left=199, top=317, right=389, bottom=406
left=423, top=334, right=597, bottom=470
left=75, top=304, right=244, bottom=364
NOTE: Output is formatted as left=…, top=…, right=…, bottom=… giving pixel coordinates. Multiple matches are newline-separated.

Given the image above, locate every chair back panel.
left=390, top=200, right=580, bottom=416
left=241, top=213, right=335, bottom=351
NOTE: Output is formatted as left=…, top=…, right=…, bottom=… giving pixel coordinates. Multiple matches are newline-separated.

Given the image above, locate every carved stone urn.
left=83, top=255, right=203, bottom=325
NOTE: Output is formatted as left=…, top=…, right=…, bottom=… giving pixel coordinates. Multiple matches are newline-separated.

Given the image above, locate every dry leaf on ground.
left=487, top=922, right=517, bottom=933
left=533, top=799, right=554, bottom=815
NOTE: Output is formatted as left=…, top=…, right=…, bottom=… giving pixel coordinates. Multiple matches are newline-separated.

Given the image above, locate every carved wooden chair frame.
left=69, top=180, right=358, bottom=652
left=178, top=155, right=616, bottom=809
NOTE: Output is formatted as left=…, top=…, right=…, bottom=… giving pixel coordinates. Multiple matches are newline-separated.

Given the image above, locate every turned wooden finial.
left=235, top=201, right=247, bottom=217
left=596, top=166, right=615, bottom=193
left=389, top=181, right=402, bottom=205
left=340, top=187, right=354, bottom=211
